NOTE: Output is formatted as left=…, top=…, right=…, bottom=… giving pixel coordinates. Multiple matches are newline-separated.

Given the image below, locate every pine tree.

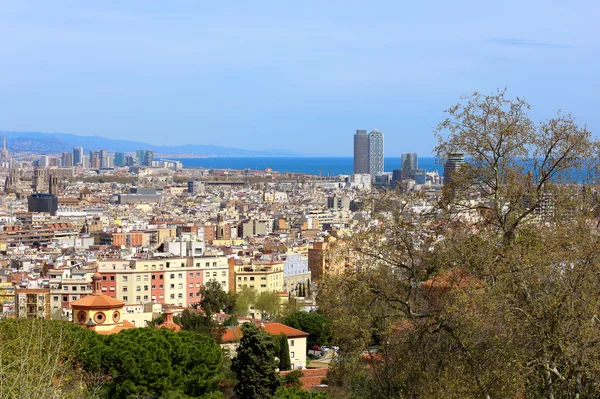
left=232, top=323, right=280, bottom=399
left=279, top=333, right=292, bottom=371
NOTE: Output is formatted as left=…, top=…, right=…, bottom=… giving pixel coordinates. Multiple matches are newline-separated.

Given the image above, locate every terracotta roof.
left=95, top=320, right=136, bottom=335
left=280, top=368, right=329, bottom=391
left=71, top=294, right=124, bottom=309
left=221, top=322, right=308, bottom=342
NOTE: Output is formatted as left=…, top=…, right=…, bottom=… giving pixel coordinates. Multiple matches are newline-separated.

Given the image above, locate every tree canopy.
left=318, top=91, right=600, bottom=398
left=282, top=311, right=331, bottom=349
left=231, top=323, right=280, bottom=399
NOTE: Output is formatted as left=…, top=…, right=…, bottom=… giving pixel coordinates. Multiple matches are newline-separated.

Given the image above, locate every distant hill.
left=0, top=130, right=297, bottom=157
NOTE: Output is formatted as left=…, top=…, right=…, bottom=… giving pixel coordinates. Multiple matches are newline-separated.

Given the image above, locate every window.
left=196, top=283, right=201, bottom=287
left=205, top=262, right=210, bottom=267
left=189, top=293, right=194, bottom=297
left=110, top=276, right=115, bottom=281
left=290, top=352, right=294, bottom=358
left=123, top=296, right=128, bottom=301
left=250, top=277, right=255, bottom=281
left=170, top=284, right=175, bottom=289
left=144, top=275, right=149, bottom=281
left=205, top=272, right=210, bottom=277
left=196, top=263, right=200, bottom=267
left=136, top=296, right=141, bottom=301
left=261, top=284, right=266, bottom=288
left=62, top=296, right=67, bottom=302
left=63, top=286, right=68, bottom=291
left=237, top=277, right=241, bottom=281
left=178, top=273, right=183, bottom=279
left=110, top=286, right=115, bottom=291
left=53, top=296, right=58, bottom=301
left=144, top=265, right=148, bottom=270
left=123, top=287, right=128, bottom=292
left=143, top=295, right=148, bottom=300
left=196, top=272, right=201, bottom=277
left=136, top=286, right=141, bottom=291
left=221, top=271, right=226, bottom=277
left=212, top=262, right=217, bottom=267
left=122, top=276, right=128, bottom=282
left=144, top=285, right=148, bottom=291
left=178, top=293, right=183, bottom=298
left=261, top=276, right=267, bottom=281
left=152, top=285, right=156, bottom=289
left=136, top=276, right=141, bottom=281
left=212, top=272, right=217, bottom=277
left=291, top=340, right=294, bottom=347
left=152, top=275, right=156, bottom=280
left=72, top=286, right=77, bottom=291
left=221, top=281, right=226, bottom=286
left=102, top=276, right=107, bottom=281
left=152, top=265, right=156, bottom=270
left=189, top=273, right=193, bottom=278
left=189, top=283, right=193, bottom=288
left=170, top=274, right=175, bottom=279
left=72, top=296, right=77, bottom=301
left=159, top=274, right=163, bottom=279
left=178, top=283, right=183, bottom=289
left=170, top=294, right=175, bottom=299
left=159, top=284, right=164, bottom=289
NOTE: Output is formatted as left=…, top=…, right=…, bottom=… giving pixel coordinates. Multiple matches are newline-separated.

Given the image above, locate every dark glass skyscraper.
left=353, top=130, right=369, bottom=174
left=443, top=153, right=465, bottom=184
left=401, top=153, right=418, bottom=176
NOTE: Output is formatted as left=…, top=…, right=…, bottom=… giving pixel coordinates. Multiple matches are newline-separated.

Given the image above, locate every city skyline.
left=1, top=1, right=599, bottom=156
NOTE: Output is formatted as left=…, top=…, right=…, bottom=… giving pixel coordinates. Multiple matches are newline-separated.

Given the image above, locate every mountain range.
left=0, top=130, right=297, bottom=157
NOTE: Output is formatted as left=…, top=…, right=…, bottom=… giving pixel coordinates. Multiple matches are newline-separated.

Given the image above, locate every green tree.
left=0, top=318, right=103, bottom=399
left=231, top=323, right=280, bottom=399
left=200, top=280, right=236, bottom=314
left=234, top=285, right=257, bottom=317
left=98, top=328, right=223, bottom=398
left=255, top=290, right=282, bottom=321
left=282, top=312, right=331, bottom=349
left=278, top=333, right=291, bottom=371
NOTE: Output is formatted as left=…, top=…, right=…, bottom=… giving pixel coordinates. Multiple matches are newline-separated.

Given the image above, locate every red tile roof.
left=221, top=322, right=308, bottom=342
left=280, top=368, right=329, bottom=391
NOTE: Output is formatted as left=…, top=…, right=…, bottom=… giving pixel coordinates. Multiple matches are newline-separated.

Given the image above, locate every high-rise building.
left=443, top=153, right=466, bottom=184
left=99, top=150, right=108, bottom=168
left=73, top=146, right=83, bottom=166
left=61, top=152, right=74, bottom=167
left=401, top=153, right=418, bottom=178
left=368, top=129, right=384, bottom=176
left=353, top=130, right=369, bottom=174
left=2, top=134, right=9, bottom=163
left=136, top=150, right=146, bottom=166
left=144, top=150, right=154, bottom=166
left=114, top=152, right=126, bottom=167
left=90, top=151, right=100, bottom=169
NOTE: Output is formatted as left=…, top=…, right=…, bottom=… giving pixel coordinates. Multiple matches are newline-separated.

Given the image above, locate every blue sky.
left=0, top=1, right=598, bottom=156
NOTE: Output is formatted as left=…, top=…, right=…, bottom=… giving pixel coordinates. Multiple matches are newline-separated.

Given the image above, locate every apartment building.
left=233, top=261, right=284, bottom=293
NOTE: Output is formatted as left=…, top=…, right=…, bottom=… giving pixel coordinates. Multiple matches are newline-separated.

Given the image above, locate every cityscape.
left=1, top=1, right=599, bottom=399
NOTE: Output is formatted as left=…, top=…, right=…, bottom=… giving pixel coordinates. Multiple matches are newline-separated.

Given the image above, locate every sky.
left=0, top=1, right=599, bottom=156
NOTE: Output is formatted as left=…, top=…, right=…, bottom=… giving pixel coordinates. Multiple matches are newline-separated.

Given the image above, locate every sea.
left=169, top=157, right=443, bottom=176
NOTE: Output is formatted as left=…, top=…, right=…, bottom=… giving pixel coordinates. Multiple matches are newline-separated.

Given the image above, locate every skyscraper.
left=354, top=130, right=369, bottom=174
left=443, top=153, right=466, bottom=184
left=401, top=153, right=418, bottom=177
left=114, top=152, right=126, bottom=167
left=136, top=150, right=146, bottom=166
left=2, top=134, right=9, bottom=163
left=73, top=146, right=83, bottom=166
left=368, top=129, right=384, bottom=176
left=144, top=150, right=154, bottom=166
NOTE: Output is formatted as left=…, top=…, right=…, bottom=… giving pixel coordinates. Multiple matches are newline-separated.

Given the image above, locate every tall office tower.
left=368, top=129, right=384, bottom=176
left=2, top=134, right=9, bottom=163
left=114, top=152, right=126, bottom=167
left=61, top=152, right=74, bottom=167
left=125, top=156, right=135, bottom=166
left=99, top=150, right=108, bottom=168
left=90, top=151, right=100, bottom=169
left=73, top=146, right=83, bottom=166
left=353, top=130, right=369, bottom=174
left=39, top=155, right=50, bottom=168
left=401, top=153, right=418, bottom=178
left=136, top=150, right=146, bottom=166
left=144, top=150, right=154, bottom=166
left=443, top=153, right=466, bottom=184
left=82, top=155, right=90, bottom=168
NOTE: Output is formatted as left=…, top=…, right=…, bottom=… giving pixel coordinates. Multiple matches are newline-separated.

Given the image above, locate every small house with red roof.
left=222, top=321, right=309, bottom=369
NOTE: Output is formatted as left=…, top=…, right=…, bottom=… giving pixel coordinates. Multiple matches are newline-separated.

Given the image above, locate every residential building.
left=368, top=128, right=384, bottom=176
